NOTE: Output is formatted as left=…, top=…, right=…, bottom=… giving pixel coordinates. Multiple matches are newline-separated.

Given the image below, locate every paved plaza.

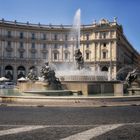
left=0, top=105, right=139, bottom=140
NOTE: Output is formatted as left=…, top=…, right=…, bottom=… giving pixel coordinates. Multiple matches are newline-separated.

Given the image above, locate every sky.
left=0, top=0, right=140, bottom=52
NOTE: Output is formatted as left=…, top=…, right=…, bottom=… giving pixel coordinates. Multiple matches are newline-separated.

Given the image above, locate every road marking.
left=0, top=125, right=46, bottom=136
left=0, top=124, right=98, bottom=127
left=0, top=123, right=139, bottom=138
left=61, top=124, right=123, bottom=140
left=0, top=122, right=140, bottom=127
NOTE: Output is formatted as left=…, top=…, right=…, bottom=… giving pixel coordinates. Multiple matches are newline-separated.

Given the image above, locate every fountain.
left=17, top=9, right=124, bottom=96
left=20, top=63, right=76, bottom=96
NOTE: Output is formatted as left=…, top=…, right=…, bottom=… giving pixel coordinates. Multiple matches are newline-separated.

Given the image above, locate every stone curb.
left=0, top=95, right=140, bottom=107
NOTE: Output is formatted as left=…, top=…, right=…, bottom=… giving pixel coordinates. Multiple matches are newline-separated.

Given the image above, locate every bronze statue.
left=74, top=49, right=84, bottom=70
left=27, top=68, right=38, bottom=81
left=125, top=68, right=138, bottom=86
left=40, top=62, right=62, bottom=90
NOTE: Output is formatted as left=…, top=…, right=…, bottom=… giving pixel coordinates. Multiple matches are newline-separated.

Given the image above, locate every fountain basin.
left=127, top=88, right=140, bottom=95
left=18, top=81, right=82, bottom=96
left=24, top=90, right=82, bottom=96
left=62, top=80, right=124, bottom=96
left=17, top=80, right=124, bottom=96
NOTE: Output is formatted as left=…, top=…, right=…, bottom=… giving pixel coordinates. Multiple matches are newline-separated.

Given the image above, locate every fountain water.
left=72, top=8, right=81, bottom=49
left=54, top=8, right=108, bottom=81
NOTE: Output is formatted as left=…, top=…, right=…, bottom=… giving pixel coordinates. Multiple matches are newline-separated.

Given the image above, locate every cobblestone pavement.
left=0, top=105, right=139, bottom=140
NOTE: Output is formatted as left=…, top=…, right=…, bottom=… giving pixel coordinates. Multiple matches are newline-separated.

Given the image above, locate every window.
left=7, top=52, right=12, bottom=57
left=86, top=53, right=89, bottom=60
left=54, top=34, right=57, bottom=40
left=86, top=43, right=89, bottom=48
left=7, top=41, right=11, bottom=47
left=103, top=43, right=106, bottom=47
left=31, top=53, right=36, bottom=59
left=101, top=66, right=108, bottom=71
left=65, top=44, right=68, bottom=48
left=99, top=33, right=102, bottom=38
left=20, top=42, right=23, bottom=48
left=65, top=53, right=68, bottom=60
left=54, top=53, right=58, bottom=60
left=7, top=31, right=11, bottom=38
left=95, top=43, right=98, bottom=47
left=32, top=33, right=35, bottom=40
left=43, top=43, right=46, bottom=49
left=65, top=34, right=68, bottom=41
left=19, top=52, right=24, bottom=58
left=103, top=52, right=107, bottom=59
left=103, top=32, right=106, bottom=39
left=43, top=34, right=46, bottom=40
left=54, top=44, right=58, bottom=49
left=95, top=32, right=98, bottom=39
left=20, top=32, right=23, bottom=39
left=111, top=31, right=115, bottom=38
left=86, top=34, right=89, bottom=40
left=31, top=43, right=35, bottom=49
left=42, top=53, right=47, bottom=59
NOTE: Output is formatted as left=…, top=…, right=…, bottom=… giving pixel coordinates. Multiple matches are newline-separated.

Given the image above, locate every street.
left=0, top=105, right=140, bottom=140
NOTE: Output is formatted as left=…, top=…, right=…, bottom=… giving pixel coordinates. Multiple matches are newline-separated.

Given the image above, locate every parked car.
left=0, top=82, right=15, bottom=89
left=0, top=84, right=6, bottom=88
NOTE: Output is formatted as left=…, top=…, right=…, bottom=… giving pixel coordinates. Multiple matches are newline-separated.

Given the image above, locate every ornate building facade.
left=0, top=18, right=139, bottom=82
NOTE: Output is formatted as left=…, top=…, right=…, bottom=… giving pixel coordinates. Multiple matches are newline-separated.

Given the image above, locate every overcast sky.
left=0, top=0, right=140, bottom=52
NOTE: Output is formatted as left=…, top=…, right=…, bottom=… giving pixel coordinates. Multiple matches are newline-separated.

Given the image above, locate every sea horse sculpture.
left=40, top=62, right=62, bottom=90
left=125, top=68, right=138, bottom=86
left=27, top=68, right=38, bottom=82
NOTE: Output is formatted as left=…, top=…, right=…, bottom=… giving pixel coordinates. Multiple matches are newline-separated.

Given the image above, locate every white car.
left=0, top=84, right=6, bottom=88
left=0, top=82, right=15, bottom=89
left=5, top=82, right=15, bottom=89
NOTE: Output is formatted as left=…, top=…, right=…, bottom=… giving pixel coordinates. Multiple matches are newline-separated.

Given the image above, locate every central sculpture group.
left=27, top=49, right=85, bottom=90
left=74, top=49, right=84, bottom=70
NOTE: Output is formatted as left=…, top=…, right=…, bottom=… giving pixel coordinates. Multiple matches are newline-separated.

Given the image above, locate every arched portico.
left=101, top=66, right=108, bottom=72
left=5, top=65, right=13, bottom=81
left=17, top=66, right=26, bottom=79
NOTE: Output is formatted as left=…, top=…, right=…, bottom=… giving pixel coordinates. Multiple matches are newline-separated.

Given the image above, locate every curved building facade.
left=0, top=18, right=139, bottom=82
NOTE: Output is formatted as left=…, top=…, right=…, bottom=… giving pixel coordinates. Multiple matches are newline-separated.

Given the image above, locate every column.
left=13, top=65, right=17, bottom=83
left=99, top=43, right=101, bottom=60
left=109, top=41, right=112, bottom=80
left=109, top=42, right=112, bottom=59
left=49, top=44, right=52, bottom=62
left=1, top=66, right=4, bottom=77
left=26, top=32, right=29, bottom=59
left=94, top=43, right=97, bottom=71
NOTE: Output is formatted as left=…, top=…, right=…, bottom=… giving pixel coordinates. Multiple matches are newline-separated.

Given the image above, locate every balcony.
left=30, top=48, right=37, bottom=53
left=5, top=46, right=13, bottom=52
left=18, top=48, right=25, bottom=52
left=41, top=49, right=48, bottom=53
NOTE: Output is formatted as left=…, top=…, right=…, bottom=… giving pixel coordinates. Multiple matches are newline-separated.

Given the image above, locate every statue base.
left=127, top=81, right=140, bottom=95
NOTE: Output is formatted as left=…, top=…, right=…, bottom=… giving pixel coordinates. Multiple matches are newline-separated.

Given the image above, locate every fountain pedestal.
left=127, top=81, right=140, bottom=95
left=18, top=81, right=47, bottom=93
left=62, top=81, right=123, bottom=96
left=18, top=81, right=80, bottom=96
left=114, top=83, right=124, bottom=96
left=126, top=73, right=140, bottom=95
